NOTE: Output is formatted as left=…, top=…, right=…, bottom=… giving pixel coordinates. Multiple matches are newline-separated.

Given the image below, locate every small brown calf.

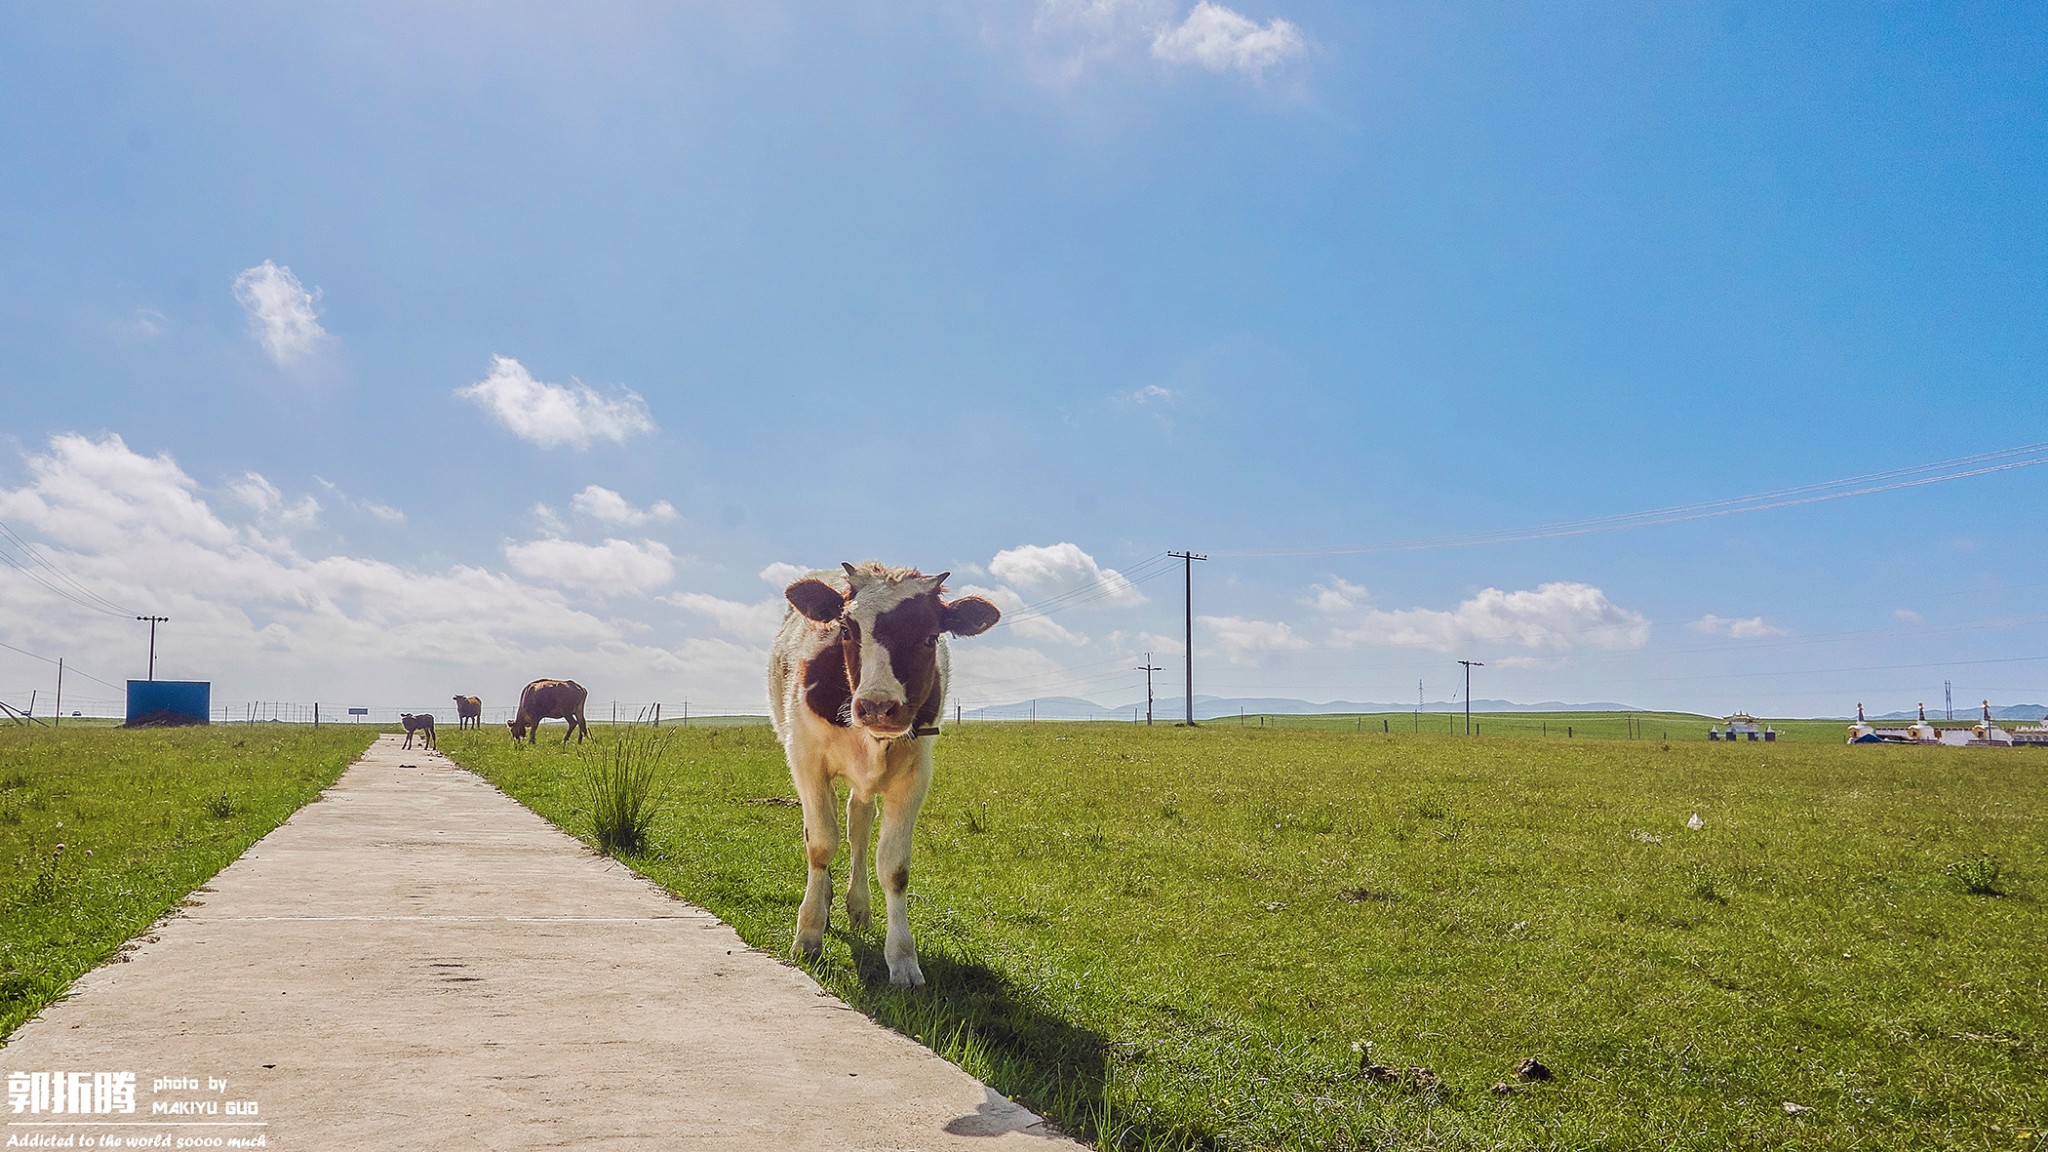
left=400, top=712, right=437, bottom=750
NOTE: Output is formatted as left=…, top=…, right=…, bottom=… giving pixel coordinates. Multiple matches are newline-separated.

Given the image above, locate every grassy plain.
left=1234, top=711, right=1853, bottom=743
left=443, top=723, right=2045, bottom=1151
left=0, top=724, right=375, bottom=1040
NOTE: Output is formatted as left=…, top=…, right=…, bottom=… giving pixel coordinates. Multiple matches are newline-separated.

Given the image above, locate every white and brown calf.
left=766, top=561, right=1000, bottom=987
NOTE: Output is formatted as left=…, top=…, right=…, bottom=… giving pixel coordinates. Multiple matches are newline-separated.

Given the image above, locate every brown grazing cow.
left=507, top=679, right=589, bottom=744
left=400, top=712, right=436, bottom=750
left=452, top=695, right=483, bottom=731
left=767, top=562, right=1000, bottom=987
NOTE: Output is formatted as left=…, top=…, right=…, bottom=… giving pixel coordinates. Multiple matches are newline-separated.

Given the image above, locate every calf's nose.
left=854, top=697, right=906, bottom=729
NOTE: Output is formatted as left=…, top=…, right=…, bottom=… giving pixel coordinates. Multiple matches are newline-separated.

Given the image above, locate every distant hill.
left=1874, top=704, right=2048, bottom=722
left=962, top=694, right=1656, bottom=723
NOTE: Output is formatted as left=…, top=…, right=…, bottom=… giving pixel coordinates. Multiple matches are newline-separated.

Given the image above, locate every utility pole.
left=1945, top=680, right=1953, bottom=721
left=1168, top=551, right=1207, bottom=725
left=135, top=616, right=169, bottom=680
left=1458, top=659, right=1484, bottom=735
left=1136, top=653, right=1162, bottom=726
left=54, top=658, right=62, bottom=728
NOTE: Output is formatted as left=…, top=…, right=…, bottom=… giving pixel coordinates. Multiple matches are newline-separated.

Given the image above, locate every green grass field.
left=0, top=724, right=376, bottom=1040
left=444, top=722, right=2046, bottom=1150
left=1228, top=711, right=1858, bottom=743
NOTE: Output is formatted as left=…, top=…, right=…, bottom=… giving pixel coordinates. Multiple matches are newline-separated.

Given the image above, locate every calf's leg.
left=845, top=791, right=875, bottom=930
left=791, top=764, right=839, bottom=961
left=877, top=756, right=933, bottom=988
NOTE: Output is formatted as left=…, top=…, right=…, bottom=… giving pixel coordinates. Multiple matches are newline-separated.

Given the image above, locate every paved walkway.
left=2, top=734, right=1077, bottom=1149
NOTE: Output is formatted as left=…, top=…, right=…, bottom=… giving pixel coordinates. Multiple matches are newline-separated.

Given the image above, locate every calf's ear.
left=942, top=595, right=1001, bottom=637
left=786, top=578, right=846, bottom=623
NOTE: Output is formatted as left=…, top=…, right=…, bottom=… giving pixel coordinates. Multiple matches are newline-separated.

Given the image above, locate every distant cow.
left=767, top=562, right=1000, bottom=987
left=400, top=712, right=436, bottom=750
left=507, top=679, right=589, bottom=744
left=452, top=695, right=482, bottom=731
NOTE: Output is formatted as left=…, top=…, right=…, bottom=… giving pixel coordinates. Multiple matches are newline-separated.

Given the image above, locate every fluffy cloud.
left=988, top=542, right=1145, bottom=605
left=0, top=432, right=777, bottom=711
left=1152, top=2, right=1305, bottom=76
left=504, top=537, right=676, bottom=593
left=229, top=473, right=320, bottom=529
left=1200, top=614, right=1311, bottom=663
left=945, top=643, right=1080, bottom=709
left=457, top=356, right=655, bottom=450
left=571, top=485, right=676, bottom=526
left=1326, top=583, right=1650, bottom=653
left=1689, top=614, right=1786, bottom=639
left=1026, top=0, right=1305, bottom=82
left=1893, top=608, right=1923, bottom=626
left=311, top=477, right=405, bottom=525
left=232, top=261, right=333, bottom=365
left=957, top=582, right=1087, bottom=645
left=663, top=591, right=785, bottom=641
left=1304, top=577, right=1368, bottom=614
left=759, top=561, right=812, bottom=587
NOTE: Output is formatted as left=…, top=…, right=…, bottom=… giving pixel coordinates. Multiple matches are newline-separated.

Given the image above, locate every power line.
left=1212, top=442, right=2048, bottom=559
left=0, top=520, right=135, bottom=616
left=0, top=638, right=124, bottom=690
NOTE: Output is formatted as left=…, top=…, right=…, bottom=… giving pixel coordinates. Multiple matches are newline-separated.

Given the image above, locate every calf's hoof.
left=845, top=896, right=872, bottom=931
left=887, top=958, right=926, bottom=988
left=793, top=936, right=824, bottom=962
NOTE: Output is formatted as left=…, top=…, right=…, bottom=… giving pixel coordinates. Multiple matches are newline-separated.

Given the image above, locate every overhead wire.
left=1212, top=441, right=2048, bottom=559
left=0, top=637, right=125, bottom=691
left=0, top=519, right=136, bottom=616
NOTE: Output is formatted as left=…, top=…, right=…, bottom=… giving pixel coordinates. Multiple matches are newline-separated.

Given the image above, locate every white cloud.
left=533, top=503, right=568, bottom=535
left=0, top=432, right=789, bottom=712
left=504, top=537, right=676, bottom=593
left=988, top=542, right=1145, bottom=605
left=456, top=355, right=655, bottom=450
left=957, top=583, right=1087, bottom=645
left=1689, top=614, right=1786, bottom=639
left=663, top=591, right=785, bottom=641
left=1024, top=0, right=1304, bottom=83
left=1200, top=614, right=1310, bottom=663
left=759, top=562, right=811, bottom=587
left=1893, top=608, right=1923, bottom=626
left=228, top=473, right=320, bottom=530
left=1305, top=577, right=1368, bottom=614
left=945, top=644, right=1079, bottom=707
left=571, top=485, right=676, bottom=526
left=313, top=477, right=406, bottom=525
left=113, top=308, right=165, bottom=342
left=232, top=261, right=333, bottom=365
left=1025, top=0, right=1175, bottom=83
left=1326, top=583, right=1650, bottom=653
left=1123, top=384, right=1174, bottom=405
left=1151, top=2, right=1305, bottom=76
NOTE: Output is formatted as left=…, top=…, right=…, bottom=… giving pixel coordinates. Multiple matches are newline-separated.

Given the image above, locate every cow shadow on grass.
left=830, top=931, right=1220, bottom=1151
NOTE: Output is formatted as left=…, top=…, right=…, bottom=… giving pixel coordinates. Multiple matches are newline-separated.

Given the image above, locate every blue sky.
left=1, top=1, right=2043, bottom=718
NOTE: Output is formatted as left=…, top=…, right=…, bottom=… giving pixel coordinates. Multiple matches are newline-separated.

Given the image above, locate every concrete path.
left=1, top=734, right=1079, bottom=1150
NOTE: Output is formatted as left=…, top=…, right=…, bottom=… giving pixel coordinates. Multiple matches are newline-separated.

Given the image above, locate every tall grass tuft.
left=579, top=726, right=670, bottom=857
